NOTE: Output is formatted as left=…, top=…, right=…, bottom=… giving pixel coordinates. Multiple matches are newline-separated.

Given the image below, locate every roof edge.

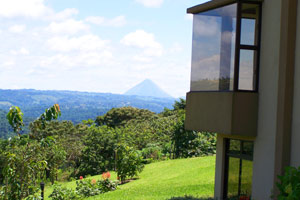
left=187, top=0, right=235, bottom=14
left=187, top=0, right=263, bottom=14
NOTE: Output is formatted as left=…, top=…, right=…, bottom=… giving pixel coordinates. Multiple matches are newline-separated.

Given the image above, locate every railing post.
left=40, top=182, right=45, bottom=200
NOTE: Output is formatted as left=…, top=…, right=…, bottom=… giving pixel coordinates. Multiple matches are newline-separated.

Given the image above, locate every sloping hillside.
left=45, top=156, right=215, bottom=200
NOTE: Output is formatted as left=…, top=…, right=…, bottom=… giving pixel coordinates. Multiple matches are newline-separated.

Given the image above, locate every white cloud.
left=193, top=16, right=219, bottom=37
left=85, top=16, right=104, bottom=25
left=8, top=24, right=26, bottom=33
left=46, top=34, right=110, bottom=52
left=51, top=8, right=78, bottom=21
left=45, top=19, right=89, bottom=35
left=10, top=47, right=30, bottom=55
left=121, top=30, right=163, bottom=62
left=135, top=0, right=164, bottom=8
left=0, top=0, right=50, bottom=18
left=85, top=15, right=126, bottom=27
left=40, top=51, right=113, bottom=69
left=3, top=60, right=15, bottom=67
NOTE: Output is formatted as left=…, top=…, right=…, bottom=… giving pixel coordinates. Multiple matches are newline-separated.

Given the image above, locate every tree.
left=78, top=125, right=120, bottom=176
left=173, top=98, right=186, bottom=110
left=6, top=106, right=24, bottom=136
left=0, top=104, right=63, bottom=199
left=95, top=107, right=154, bottom=128
left=115, top=144, right=144, bottom=183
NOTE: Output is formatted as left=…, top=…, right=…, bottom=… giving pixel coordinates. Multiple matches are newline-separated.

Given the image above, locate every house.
left=185, top=0, right=299, bottom=199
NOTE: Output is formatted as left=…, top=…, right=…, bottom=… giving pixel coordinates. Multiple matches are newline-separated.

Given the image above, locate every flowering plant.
left=102, top=171, right=111, bottom=179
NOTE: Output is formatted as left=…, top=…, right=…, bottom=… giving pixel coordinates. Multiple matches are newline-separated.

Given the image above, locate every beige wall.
left=291, top=0, right=300, bottom=167
left=252, top=0, right=281, bottom=199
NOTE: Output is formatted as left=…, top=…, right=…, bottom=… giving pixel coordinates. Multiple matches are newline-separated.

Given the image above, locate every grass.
left=45, top=156, right=216, bottom=200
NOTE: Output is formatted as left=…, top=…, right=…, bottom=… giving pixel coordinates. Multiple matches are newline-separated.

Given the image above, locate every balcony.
left=185, top=0, right=262, bottom=137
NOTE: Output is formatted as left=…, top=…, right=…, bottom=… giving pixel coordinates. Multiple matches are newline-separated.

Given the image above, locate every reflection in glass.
left=190, top=4, right=237, bottom=91
left=243, top=142, right=254, bottom=156
left=238, top=50, right=256, bottom=90
left=229, top=140, right=240, bottom=155
left=241, top=3, right=259, bottom=46
left=241, top=18, right=256, bottom=45
left=225, top=139, right=254, bottom=199
left=227, top=157, right=240, bottom=198
left=241, top=160, right=253, bottom=196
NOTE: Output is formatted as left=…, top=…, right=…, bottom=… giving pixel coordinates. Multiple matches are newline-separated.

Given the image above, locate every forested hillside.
left=0, top=89, right=175, bottom=138
left=0, top=100, right=216, bottom=200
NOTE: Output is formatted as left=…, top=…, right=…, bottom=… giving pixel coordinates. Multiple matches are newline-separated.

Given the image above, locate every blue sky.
left=0, top=0, right=209, bottom=97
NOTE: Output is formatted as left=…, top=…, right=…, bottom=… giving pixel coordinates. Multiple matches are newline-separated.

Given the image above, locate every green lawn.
left=45, top=156, right=216, bottom=200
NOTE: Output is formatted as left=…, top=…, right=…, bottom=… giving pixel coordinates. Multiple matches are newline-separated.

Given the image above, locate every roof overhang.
left=187, top=0, right=263, bottom=14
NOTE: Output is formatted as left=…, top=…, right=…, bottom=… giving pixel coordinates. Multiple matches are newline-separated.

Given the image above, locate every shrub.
left=49, top=177, right=118, bottom=200
left=116, top=144, right=144, bottom=183
left=48, top=184, right=80, bottom=200
left=77, top=125, right=117, bottom=176
left=97, top=178, right=118, bottom=193
left=274, top=166, right=300, bottom=200
left=75, top=178, right=102, bottom=197
left=141, top=143, right=162, bottom=162
left=75, top=176, right=118, bottom=198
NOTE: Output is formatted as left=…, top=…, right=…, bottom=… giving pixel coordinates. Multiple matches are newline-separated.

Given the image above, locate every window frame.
left=223, top=139, right=254, bottom=199
left=233, top=1, right=262, bottom=92
left=190, top=0, right=262, bottom=93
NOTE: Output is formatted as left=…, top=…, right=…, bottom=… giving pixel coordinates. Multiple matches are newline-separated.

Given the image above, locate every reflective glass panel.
left=238, top=50, right=257, bottom=90
left=241, top=18, right=256, bottom=45
left=242, top=141, right=254, bottom=156
left=241, top=3, right=260, bottom=46
left=191, top=4, right=237, bottom=91
left=229, top=140, right=241, bottom=155
left=227, top=157, right=240, bottom=198
left=241, top=160, right=253, bottom=197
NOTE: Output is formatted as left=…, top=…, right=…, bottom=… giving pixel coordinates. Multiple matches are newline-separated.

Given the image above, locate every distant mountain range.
left=0, top=80, right=178, bottom=138
left=124, top=79, right=173, bottom=99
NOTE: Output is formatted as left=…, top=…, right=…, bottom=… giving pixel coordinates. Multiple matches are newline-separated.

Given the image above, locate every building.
left=185, top=0, right=299, bottom=199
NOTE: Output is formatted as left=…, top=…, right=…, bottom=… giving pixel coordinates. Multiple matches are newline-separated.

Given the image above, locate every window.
left=190, top=1, right=261, bottom=92
left=224, top=139, right=254, bottom=199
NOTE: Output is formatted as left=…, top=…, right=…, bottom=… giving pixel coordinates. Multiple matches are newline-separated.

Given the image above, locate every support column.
left=273, top=0, right=298, bottom=195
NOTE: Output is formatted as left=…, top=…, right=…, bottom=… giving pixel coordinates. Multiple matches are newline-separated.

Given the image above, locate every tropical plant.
left=115, top=144, right=144, bottom=183
left=0, top=136, right=47, bottom=199
left=95, top=106, right=154, bottom=128
left=274, top=166, right=300, bottom=200
left=49, top=184, right=80, bottom=200
left=77, top=125, right=118, bottom=176
left=0, top=104, right=62, bottom=200
left=6, top=106, right=24, bottom=135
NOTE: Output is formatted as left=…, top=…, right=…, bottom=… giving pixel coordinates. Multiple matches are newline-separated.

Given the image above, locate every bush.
left=77, top=125, right=117, bottom=176
left=76, top=179, right=101, bottom=197
left=97, top=177, right=118, bottom=193
left=141, top=143, right=162, bottom=162
left=48, top=184, right=80, bottom=200
left=49, top=176, right=118, bottom=200
left=274, top=166, right=300, bottom=200
left=116, top=144, right=144, bottom=183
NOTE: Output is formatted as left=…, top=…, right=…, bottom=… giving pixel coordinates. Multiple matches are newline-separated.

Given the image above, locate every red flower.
left=102, top=172, right=111, bottom=179
left=79, top=176, right=83, bottom=180
left=91, top=179, right=96, bottom=184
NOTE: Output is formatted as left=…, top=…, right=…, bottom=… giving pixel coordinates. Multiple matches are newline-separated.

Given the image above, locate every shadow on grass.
left=167, top=196, right=216, bottom=200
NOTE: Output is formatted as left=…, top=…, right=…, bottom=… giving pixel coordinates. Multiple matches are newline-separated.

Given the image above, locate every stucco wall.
left=251, top=0, right=281, bottom=199
left=290, top=0, right=300, bottom=167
